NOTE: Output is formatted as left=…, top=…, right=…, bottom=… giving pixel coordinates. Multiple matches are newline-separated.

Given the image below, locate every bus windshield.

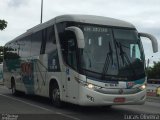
left=78, top=24, right=145, bottom=81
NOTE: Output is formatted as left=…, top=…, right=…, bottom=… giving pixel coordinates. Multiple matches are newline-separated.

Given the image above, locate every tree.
left=0, top=19, right=7, bottom=30
left=146, top=61, right=160, bottom=79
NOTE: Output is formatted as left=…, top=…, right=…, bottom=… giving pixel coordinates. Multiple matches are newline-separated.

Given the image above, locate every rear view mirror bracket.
left=65, top=26, right=85, bottom=48
left=139, top=32, right=158, bottom=53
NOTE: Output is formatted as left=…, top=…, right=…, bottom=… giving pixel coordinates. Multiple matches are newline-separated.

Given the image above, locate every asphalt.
left=147, top=96, right=160, bottom=103
left=0, top=85, right=160, bottom=120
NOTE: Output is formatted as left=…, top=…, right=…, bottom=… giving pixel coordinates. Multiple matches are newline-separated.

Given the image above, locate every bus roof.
left=6, top=14, right=136, bottom=45
left=55, top=14, right=135, bottom=28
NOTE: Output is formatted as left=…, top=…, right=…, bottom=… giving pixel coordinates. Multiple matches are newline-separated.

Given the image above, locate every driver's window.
left=65, top=31, right=78, bottom=70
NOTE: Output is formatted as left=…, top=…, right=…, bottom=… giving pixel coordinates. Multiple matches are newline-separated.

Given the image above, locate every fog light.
left=88, top=84, right=94, bottom=89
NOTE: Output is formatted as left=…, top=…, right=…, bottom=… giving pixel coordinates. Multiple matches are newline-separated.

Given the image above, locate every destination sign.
left=84, top=26, right=108, bottom=33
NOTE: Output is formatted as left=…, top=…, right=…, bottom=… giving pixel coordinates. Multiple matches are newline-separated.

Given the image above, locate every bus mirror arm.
left=139, top=32, right=158, bottom=53
left=65, top=26, right=85, bottom=48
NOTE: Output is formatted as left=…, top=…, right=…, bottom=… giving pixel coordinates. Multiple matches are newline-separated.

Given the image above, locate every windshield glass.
left=78, top=24, right=145, bottom=80
left=113, top=29, right=145, bottom=79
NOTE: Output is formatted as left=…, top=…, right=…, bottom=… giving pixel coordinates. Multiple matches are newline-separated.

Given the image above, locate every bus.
left=0, top=63, right=3, bottom=85
left=3, top=15, right=158, bottom=107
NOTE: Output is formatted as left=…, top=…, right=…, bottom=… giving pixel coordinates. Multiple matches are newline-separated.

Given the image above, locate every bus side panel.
left=0, top=64, right=3, bottom=85
left=31, top=55, right=49, bottom=97
left=3, top=60, right=12, bottom=89
left=3, top=72, right=11, bottom=89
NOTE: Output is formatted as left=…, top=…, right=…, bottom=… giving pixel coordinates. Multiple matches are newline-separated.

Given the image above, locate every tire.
left=50, top=84, right=62, bottom=107
left=11, top=79, right=18, bottom=95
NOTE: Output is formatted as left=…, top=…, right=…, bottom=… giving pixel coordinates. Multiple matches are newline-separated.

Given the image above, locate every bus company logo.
left=119, top=88, right=124, bottom=94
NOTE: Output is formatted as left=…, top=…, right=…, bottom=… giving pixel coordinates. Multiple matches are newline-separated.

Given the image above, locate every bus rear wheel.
left=50, top=83, right=62, bottom=107
left=11, top=79, right=17, bottom=95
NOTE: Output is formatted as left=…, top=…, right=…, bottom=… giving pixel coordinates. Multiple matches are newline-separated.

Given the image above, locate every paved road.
left=0, top=85, right=160, bottom=120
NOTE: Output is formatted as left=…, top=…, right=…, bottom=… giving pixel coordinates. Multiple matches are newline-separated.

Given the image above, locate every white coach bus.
left=0, top=63, right=3, bottom=84
left=3, top=15, right=158, bottom=107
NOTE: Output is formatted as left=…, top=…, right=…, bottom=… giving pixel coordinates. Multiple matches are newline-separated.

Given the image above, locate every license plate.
left=113, top=97, right=125, bottom=103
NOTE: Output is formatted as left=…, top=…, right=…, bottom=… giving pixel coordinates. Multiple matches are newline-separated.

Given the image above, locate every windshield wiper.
left=117, top=42, right=137, bottom=78
left=101, top=42, right=113, bottom=79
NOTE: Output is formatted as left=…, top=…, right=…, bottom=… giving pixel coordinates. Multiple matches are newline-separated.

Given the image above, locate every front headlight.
left=88, top=84, right=94, bottom=89
left=75, top=78, right=101, bottom=90
left=87, top=83, right=102, bottom=90
left=77, top=79, right=95, bottom=89
left=139, top=84, right=146, bottom=90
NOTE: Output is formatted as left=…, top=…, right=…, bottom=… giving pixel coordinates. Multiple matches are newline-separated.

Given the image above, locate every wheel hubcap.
left=52, top=88, right=60, bottom=102
left=12, top=85, right=15, bottom=93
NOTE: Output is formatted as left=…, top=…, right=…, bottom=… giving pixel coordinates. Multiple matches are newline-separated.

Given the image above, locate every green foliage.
left=0, top=19, right=7, bottom=30
left=146, top=61, right=160, bottom=79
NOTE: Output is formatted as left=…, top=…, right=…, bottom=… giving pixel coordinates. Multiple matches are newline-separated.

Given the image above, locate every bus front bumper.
left=78, top=85, right=146, bottom=106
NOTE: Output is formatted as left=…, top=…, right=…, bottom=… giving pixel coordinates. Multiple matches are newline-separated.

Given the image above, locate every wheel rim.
left=52, top=88, right=60, bottom=102
left=12, top=84, right=15, bottom=94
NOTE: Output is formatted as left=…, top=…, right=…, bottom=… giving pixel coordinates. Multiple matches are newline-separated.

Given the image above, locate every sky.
left=0, top=0, right=160, bottom=64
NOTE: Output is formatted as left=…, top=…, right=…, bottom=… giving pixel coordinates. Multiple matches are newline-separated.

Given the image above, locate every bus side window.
left=31, top=31, right=42, bottom=56
left=45, top=26, right=60, bottom=72
left=45, top=26, right=56, bottom=53
left=40, top=26, right=56, bottom=54
left=64, top=31, right=78, bottom=70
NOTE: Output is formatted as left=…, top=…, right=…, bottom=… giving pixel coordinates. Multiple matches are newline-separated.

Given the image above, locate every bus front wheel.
left=50, top=83, right=62, bottom=107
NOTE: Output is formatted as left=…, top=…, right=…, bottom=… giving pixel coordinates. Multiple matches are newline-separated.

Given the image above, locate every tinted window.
left=31, top=31, right=42, bottom=56
left=66, top=31, right=78, bottom=70
left=4, top=42, right=19, bottom=60
left=44, top=26, right=60, bottom=72
left=59, top=30, right=78, bottom=70
left=19, top=36, right=31, bottom=58
left=45, top=26, right=56, bottom=54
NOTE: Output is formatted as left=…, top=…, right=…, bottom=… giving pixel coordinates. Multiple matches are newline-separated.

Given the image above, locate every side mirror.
left=65, top=26, right=85, bottom=48
left=139, top=32, right=158, bottom=53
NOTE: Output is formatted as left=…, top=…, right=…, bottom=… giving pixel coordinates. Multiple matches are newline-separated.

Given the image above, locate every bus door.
left=63, top=31, right=79, bottom=103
